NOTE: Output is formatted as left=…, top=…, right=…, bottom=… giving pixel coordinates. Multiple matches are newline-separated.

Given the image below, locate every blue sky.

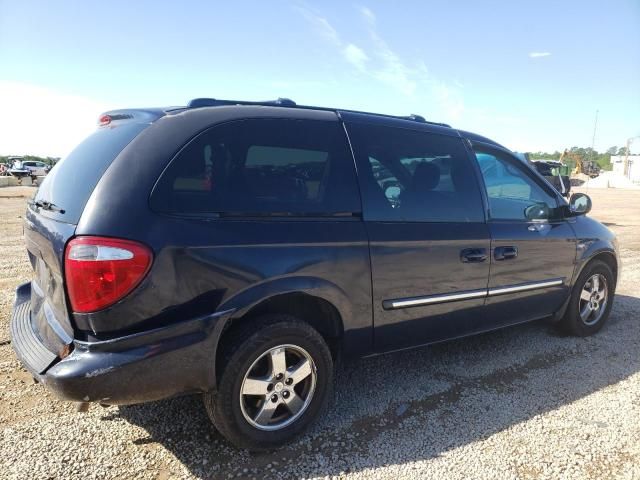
left=1, top=0, right=639, bottom=156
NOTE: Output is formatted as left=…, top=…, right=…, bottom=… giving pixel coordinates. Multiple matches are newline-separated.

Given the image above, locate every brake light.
left=98, top=114, right=112, bottom=126
left=65, top=237, right=152, bottom=313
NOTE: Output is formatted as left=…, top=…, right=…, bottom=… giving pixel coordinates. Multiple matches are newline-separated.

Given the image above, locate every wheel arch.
left=230, top=292, right=343, bottom=349
left=211, top=276, right=354, bottom=386
left=553, top=247, right=618, bottom=323
left=590, top=251, right=618, bottom=282
left=574, top=248, right=619, bottom=286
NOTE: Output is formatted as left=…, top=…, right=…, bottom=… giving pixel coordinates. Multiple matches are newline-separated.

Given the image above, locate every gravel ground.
left=0, top=185, right=639, bottom=480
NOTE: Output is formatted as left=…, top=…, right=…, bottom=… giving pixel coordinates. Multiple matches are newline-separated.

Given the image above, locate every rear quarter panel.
left=73, top=217, right=373, bottom=357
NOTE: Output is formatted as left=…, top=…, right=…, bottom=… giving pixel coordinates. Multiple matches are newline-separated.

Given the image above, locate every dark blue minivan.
left=11, top=98, right=619, bottom=449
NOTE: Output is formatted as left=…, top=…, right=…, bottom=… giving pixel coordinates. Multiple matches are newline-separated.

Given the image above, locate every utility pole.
left=589, top=110, right=599, bottom=165
left=624, top=137, right=631, bottom=177
left=585, top=110, right=599, bottom=189
left=625, top=136, right=640, bottom=178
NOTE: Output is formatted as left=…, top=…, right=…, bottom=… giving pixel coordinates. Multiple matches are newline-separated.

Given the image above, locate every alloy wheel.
left=579, top=273, right=608, bottom=326
left=239, top=344, right=317, bottom=431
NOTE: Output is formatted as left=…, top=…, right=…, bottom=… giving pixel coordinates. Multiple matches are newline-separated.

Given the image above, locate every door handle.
left=494, top=246, right=518, bottom=261
left=460, top=248, right=488, bottom=263
left=528, top=223, right=547, bottom=232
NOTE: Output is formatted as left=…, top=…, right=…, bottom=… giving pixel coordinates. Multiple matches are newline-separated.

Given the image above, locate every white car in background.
left=21, top=160, right=50, bottom=176
left=7, top=158, right=50, bottom=178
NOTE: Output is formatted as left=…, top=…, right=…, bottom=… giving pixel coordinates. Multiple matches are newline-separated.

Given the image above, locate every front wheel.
left=204, top=315, right=333, bottom=450
left=559, top=260, right=615, bottom=336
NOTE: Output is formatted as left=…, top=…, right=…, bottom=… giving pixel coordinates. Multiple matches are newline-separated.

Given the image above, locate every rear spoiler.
left=97, top=108, right=167, bottom=127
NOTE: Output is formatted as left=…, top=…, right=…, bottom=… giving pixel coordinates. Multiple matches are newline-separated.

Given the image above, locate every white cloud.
left=293, top=5, right=341, bottom=46
left=366, top=26, right=416, bottom=96
left=0, top=81, right=113, bottom=157
left=357, top=7, right=464, bottom=117
left=529, top=52, right=552, bottom=58
left=359, top=6, right=376, bottom=26
left=342, top=44, right=369, bottom=71
left=295, top=5, right=466, bottom=122
left=432, top=82, right=465, bottom=121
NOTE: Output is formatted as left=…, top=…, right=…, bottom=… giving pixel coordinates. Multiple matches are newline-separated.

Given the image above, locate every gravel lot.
left=1, top=186, right=639, bottom=480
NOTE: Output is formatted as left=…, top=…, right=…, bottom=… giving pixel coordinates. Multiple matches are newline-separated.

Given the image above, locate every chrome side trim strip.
left=384, top=289, right=487, bottom=310
left=384, top=278, right=565, bottom=310
left=488, top=278, right=564, bottom=296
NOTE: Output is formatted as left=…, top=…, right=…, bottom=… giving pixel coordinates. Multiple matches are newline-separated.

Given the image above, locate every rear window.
left=151, top=119, right=361, bottom=216
left=34, top=123, right=147, bottom=223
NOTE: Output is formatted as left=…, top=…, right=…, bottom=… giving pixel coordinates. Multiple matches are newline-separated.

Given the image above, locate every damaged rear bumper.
left=11, top=282, right=232, bottom=405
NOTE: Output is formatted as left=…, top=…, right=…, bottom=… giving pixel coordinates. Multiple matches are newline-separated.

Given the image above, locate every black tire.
left=559, top=260, right=615, bottom=336
left=203, top=314, right=333, bottom=451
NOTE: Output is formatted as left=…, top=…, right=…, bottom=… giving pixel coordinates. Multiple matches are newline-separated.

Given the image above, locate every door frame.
left=466, top=139, right=577, bottom=324
left=341, top=120, right=495, bottom=352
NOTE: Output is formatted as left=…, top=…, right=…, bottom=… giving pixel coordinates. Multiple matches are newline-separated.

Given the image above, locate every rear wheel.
left=559, top=260, right=615, bottom=336
left=204, top=315, right=333, bottom=450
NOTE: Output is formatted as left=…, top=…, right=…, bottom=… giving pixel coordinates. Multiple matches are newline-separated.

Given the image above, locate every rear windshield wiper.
left=29, top=199, right=66, bottom=214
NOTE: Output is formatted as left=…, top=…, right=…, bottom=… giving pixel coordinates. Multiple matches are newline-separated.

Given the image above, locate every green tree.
left=525, top=146, right=614, bottom=172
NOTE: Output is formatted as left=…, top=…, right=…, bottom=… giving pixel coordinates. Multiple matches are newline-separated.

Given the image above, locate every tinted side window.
left=152, top=119, right=360, bottom=216
left=475, top=150, right=558, bottom=220
left=347, top=123, right=485, bottom=222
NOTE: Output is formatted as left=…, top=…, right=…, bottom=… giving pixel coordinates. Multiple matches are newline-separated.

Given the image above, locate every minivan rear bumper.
left=11, top=282, right=232, bottom=405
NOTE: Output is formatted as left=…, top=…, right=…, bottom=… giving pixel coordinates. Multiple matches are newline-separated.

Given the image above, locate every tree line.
left=529, top=146, right=628, bottom=171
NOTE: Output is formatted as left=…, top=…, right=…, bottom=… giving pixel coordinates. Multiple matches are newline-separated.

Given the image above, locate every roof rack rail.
left=339, top=109, right=451, bottom=128
left=398, top=114, right=427, bottom=123
left=185, top=97, right=451, bottom=128
left=187, top=97, right=296, bottom=108
left=403, top=114, right=451, bottom=127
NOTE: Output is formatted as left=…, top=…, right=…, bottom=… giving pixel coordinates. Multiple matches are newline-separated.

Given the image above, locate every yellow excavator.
left=561, top=150, right=600, bottom=178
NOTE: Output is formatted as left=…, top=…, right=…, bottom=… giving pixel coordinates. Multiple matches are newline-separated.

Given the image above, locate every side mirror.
left=569, top=193, right=592, bottom=216
left=524, top=202, right=549, bottom=221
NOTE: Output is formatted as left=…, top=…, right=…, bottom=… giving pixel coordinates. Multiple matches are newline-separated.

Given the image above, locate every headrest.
left=412, top=162, right=440, bottom=190
left=450, top=159, right=473, bottom=191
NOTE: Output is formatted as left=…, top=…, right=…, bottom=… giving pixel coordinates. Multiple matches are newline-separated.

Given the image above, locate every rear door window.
left=34, top=123, right=148, bottom=224
left=151, top=119, right=361, bottom=216
left=346, top=123, right=485, bottom=222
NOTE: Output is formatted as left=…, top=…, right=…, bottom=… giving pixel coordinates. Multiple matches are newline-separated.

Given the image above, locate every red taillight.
left=98, top=114, right=112, bottom=126
left=64, top=237, right=152, bottom=313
